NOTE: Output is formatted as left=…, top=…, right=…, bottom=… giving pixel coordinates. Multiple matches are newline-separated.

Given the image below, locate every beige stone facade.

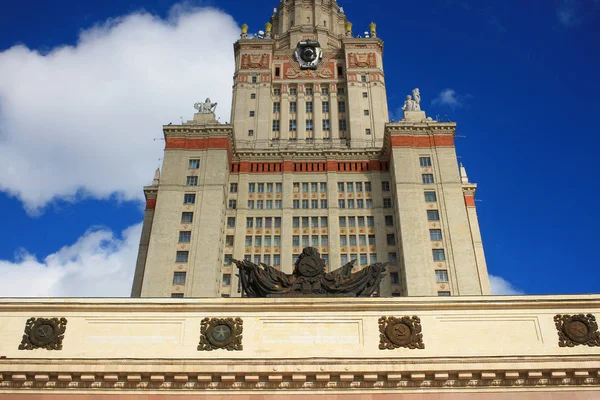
left=131, top=0, right=490, bottom=298
left=1, top=295, right=600, bottom=397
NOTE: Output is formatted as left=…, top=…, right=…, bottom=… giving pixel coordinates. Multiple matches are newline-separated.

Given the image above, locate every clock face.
left=294, top=41, right=322, bottom=70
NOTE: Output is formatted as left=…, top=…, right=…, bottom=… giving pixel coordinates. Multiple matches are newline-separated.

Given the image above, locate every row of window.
left=339, top=253, right=378, bottom=266
left=293, top=216, right=328, bottom=228
left=247, top=182, right=283, bottom=193
left=272, top=119, right=366, bottom=134
left=292, top=235, right=329, bottom=247
left=293, top=199, right=328, bottom=209
left=293, top=182, right=327, bottom=193
left=244, top=235, right=283, bottom=247
left=246, top=217, right=282, bottom=228
left=338, top=199, right=372, bottom=209
left=236, top=253, right=282, bottom=266
left=238, top=200, right=283, bottom=209
left=339, top=234, right=376, bottom=246
left=274, top=101, right=344, bottom=114
left=339, top=216, right=376, bottom=227
left=272, top=87, right=346, bottom=96
left=337, top=182, right=373, bottom=192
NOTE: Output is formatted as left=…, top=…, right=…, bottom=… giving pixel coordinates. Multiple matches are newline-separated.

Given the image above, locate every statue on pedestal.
left=402, top=88, right=421, bottom=112
left=234, top=247, right=387, bottom=297
left=194, top=98, right=218, bottom=114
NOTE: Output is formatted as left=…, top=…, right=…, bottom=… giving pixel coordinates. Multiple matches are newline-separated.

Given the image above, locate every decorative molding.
left=555, top=313, right=600, bottom=347
left=198, top=317, right=243, bottom=351
left=379, top=316, right=424, bottom=350
left=18, top=317, right=67, bottom=351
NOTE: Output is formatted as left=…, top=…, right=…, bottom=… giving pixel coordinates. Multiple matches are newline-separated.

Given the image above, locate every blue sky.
left=0, top=0, right=599, bottom=296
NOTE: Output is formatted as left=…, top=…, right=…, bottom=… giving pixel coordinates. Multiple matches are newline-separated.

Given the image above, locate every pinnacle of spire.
left=460, top=162, right=469, bottom=184
left=152, top=168, right=161, bottom=186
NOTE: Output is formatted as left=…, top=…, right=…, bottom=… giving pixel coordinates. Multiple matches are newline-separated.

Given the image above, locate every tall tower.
left=131, top=0, right=491, bottom=298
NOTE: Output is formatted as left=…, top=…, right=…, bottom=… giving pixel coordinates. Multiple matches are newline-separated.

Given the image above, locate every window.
left=302, top=199, right=309, bottom=209
left=390, top=272, right=399, bottom=284
left=359, top=235, right=367, bottom=245
left=349, top=236, right=357, bottom=246
left=245, top=236, right=252, bottom=246
left=222, top=274, right=231, bottom=286
left=227, top=217, right=235, bottom=228
left=292, top=236, right=300, bottom=246
left=337, top=119, right=346, bottom=131
left=338, top=199, right=345, bottom=208
left=266, top=200, right=273, bottom=209
left=188, top=159, right=200, bottom=169
left=383, top=198, right=392, bottom=208
left=368, top=235, right=376, bottom=245
left=183, top=193, right=196, bottom=204
left=275, top=200, right=282, bottom=209
left=357, top=199, right=364, bottom=208
left=224, top=254, right=233, bottom=265
left=382, top=181, right=390, bottom=191
left=249, top=111, right=255, bottom=117
left=435, top=270, right=449, bottom=282
left=293, top=217, right=300, bottom=228
left=264, top=254, right=271, bottom=265
left=290, top=88, right=297, bottom=95
left=311, top=199, right=318, bottom=209
left=171, top=293, right=184, bottom=298
left=438, top=291, right=451, bottom=296
left=347, top=182, right=354, bottom=192
left=272, top=120, right=280, bottom=131
left=254, top=255, right=261, bottom=265
left=385, top=215, right=393, bottom=226
left=311, top=235, right=318, bottom=246
left=362, top=92, right=368, bottom=98
left=337, top=87, right=345, bottom=95
left=319, top=217, right=327, bottom=227
left=290, top=102, right=297, bottom=112
left=360, top=254, right=368, bottom=265
left=275, top=67, right=280, bottom=77
left=340, top=235, right=347, bottom=246
left=246, top=217, right=253, bottom=228
left=365, top=182, right=372, bottom=192
left=274, top=88, right=281, bottom=96
left=322, top=119, right=330, bottom=131
left=422, top=174, right=435, bottom=184
left=247, top=200, right=254, bottom=209
left=306, top=102, right=313, bottom=113
left=251, top=76, right=257, bottom=84
left=388, top=252, right=398, bottom=264
left=266, top=183, right=273, bottom=193
left=230, top=183, right=238, bottom=193
left=337, top=182, right=344, bottom=192
left=322, top=101, right=329, bottom=112
left=289, top=119, right=297, bottom=131
left=264, top=217, right=272, bottom=228
left=365, top=128, right=371, bottom=135
left=364, top=109, right=369, bottom=116
left=228, top=199, right=237, bottom=209
left=306, top=119, right=313, bottom=131
left=432, top=249, right=446, bottom=261
left=361, top=75, right=367, bottom=82
left=419, top=156, right=432, bottom=167
left=430, top=229, right=443, bottom=241
left=366, top=199, right=373, bottom=208
left=273, top=254, right=281, bottom=266
left=274, top=217, right=281, bottom=228
left=338, top=101, right=346, bottom=112
left=424, top=191, right=437, bottom=202
left=356, top=182, right=363, bottom=192
left=173, top=272, right=186, bottom=285
left=293, top=200, right=300, bottom=209
left=179, top=231, right=191, bottom=243
left=367, top=216, right=374, bottom=227
left=387, top=234, right=396, bottom=246
left=320, top=182, right=327, bottom=192
left=186, top=176, right=198, bottom=186
left=255, top=236, right=262, bottom=246
left=248, top=129, right=254, bottom=136
left=176, top=251, right=189, bottom=263
left=321, top=87, right=329, bottom=95
left=273, top=102, right=280, bottom=113
left=257, top=183, right=264, bottom=193
left=256, top=200, right=263, bottom=209
left=248, top=183, right=255, bottom=193
left=250, top=93, right=256, bottom=99
left=340, top=254, right=348, bottom=265
left=181, top=212, right=193, bottom=223
left=348, top=217, right=356, bottom=227
left=339, top=217, right=346, bottom=227
left=276, top=183, right=282, bottom=192
left=264, top=236, right=272, bottom=247
left=370, top=254, right=377, bottom=264
left=347, top=199, right=355, bottom=208
left=427, top=210, right=440, bottom=221
left=306, top=87, right=313, bottom=95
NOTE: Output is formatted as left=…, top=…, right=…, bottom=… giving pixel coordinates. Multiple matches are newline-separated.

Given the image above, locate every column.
left=297, top=90, right=306, bottom=141
left=313, top=84, right=323, bottom=140
left=329, top=85, right=339, bottom=141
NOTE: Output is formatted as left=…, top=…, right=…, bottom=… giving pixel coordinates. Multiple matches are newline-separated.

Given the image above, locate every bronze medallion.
left=19, top=317, right=67, bottom=350
left=198, top=317, right=243, bottom=351
left=379, top=316, right=424, bottom=350
left=554, top=313, right=600, bottom=347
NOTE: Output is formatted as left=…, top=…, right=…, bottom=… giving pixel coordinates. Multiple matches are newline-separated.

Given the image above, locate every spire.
left=460, top=162, right=469, bottom=184
left=152, top=168, right=161, bottom=186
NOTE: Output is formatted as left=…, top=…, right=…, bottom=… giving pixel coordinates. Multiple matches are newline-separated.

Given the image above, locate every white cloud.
left=0, top=4, right=239, bottom=214
left=0, top=223, right=141, bottom=297
left=431, top=88, right=466, bottom=109
left=556, top=0, right=579, bottom=26
left=489, top=274, right=524, bottom=295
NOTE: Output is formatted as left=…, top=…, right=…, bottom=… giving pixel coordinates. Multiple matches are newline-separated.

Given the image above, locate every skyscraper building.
left=131, top=0, right=490, bottom=298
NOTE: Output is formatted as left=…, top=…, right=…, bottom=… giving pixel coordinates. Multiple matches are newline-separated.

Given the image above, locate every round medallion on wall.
left=294, top=40, right=323, bottom=70
left=437, top=263, right=443, bottom=267
left=385, top=320, right=413, bottom=347
left=563, top=318, right=591, bottom=344
left=178, top=265, right=184, bottom=270
left=431, top=223, right=438, bottom=227
left=429, top=204, right=435, bottom=208
left=207, top=323, right=233, bottom=348
left=30, top=319, right=60, bottom=348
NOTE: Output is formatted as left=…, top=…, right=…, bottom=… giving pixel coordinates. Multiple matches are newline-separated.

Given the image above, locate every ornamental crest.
left=241, top=54, right=270, bottom=69
left=19, top=317, right=67, bottom=350
left=348, top=52, right=377, bottom=68
left=554, top=313, right=600, bottom=347
left=379, top=316, right=424, bottom=350
left=198, top=317, right=243, bottom=351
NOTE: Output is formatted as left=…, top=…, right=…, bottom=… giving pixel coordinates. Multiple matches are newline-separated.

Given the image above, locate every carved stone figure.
left=412, top=88, right=421, bottom=111
left=194, top=98, right=218, bottom=114
left=402, top=95, right=416, bottom=111
left=234, top=247, right=386, bottom=297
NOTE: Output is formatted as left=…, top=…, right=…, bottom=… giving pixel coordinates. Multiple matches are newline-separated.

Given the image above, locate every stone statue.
left=412, top=88, right=421, bottom=111
left=234, top=247, right=387, bottom=297
left=194, top=98, right=218, bottom=114
left=402, top=95, right=416, bottom=111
